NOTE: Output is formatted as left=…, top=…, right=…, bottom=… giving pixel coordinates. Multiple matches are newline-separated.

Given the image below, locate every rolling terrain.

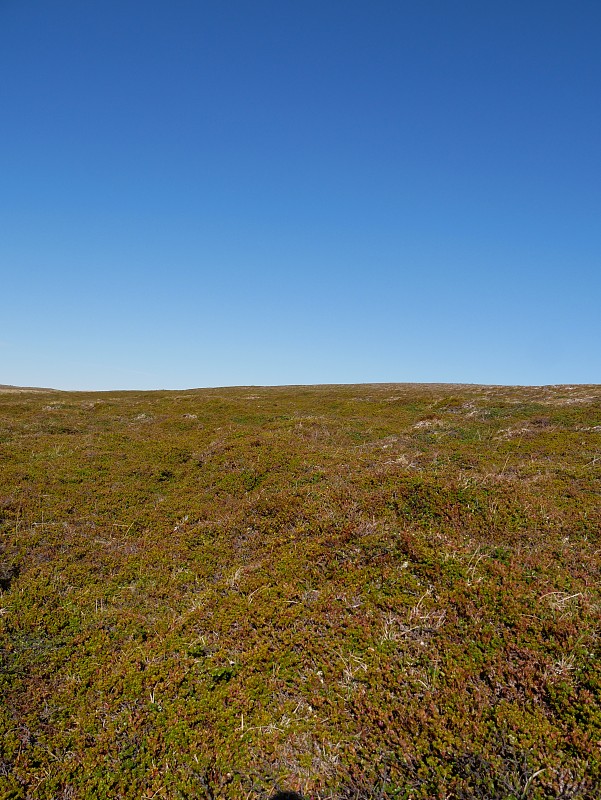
left=0, top=384, right=600, bottom=799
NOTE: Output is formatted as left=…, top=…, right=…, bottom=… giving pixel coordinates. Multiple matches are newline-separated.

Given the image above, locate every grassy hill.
left=0, top=385, right=56, bottom=394
left=1, top=384, right=600, bottom=799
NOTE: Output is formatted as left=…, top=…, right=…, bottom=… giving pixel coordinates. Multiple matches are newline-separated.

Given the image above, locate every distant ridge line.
left=0, top=382, right=598, bottom=393
left=0, top=384, right=57, bottom=393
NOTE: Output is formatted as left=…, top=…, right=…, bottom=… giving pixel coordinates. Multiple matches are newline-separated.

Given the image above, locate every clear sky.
left=1, top=1, right=600, bottom=390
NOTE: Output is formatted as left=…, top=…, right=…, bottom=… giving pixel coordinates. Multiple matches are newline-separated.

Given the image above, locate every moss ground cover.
left=0, top=383, right=600, bottom=799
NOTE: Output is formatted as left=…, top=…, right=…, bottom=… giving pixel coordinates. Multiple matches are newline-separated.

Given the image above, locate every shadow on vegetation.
left=270, top=793, right=305, bottom=800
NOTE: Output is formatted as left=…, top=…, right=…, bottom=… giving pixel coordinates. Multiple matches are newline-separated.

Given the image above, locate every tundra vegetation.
left=0, top=383, right=600, bottom=799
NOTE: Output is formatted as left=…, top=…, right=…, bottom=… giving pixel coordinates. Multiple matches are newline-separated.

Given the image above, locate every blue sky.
left=1, top=1, right=600, bottom=390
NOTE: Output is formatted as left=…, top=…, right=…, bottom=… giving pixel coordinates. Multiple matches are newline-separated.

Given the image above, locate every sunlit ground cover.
left=0, top=383, right=600, bottom=799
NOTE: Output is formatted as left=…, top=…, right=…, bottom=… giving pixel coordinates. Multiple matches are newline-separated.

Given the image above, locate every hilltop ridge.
left=0, top=383, right=56, bottom=393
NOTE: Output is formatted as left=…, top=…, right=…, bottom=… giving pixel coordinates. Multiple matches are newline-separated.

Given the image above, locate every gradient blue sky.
left=2, top=1, right=600, bottom=390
